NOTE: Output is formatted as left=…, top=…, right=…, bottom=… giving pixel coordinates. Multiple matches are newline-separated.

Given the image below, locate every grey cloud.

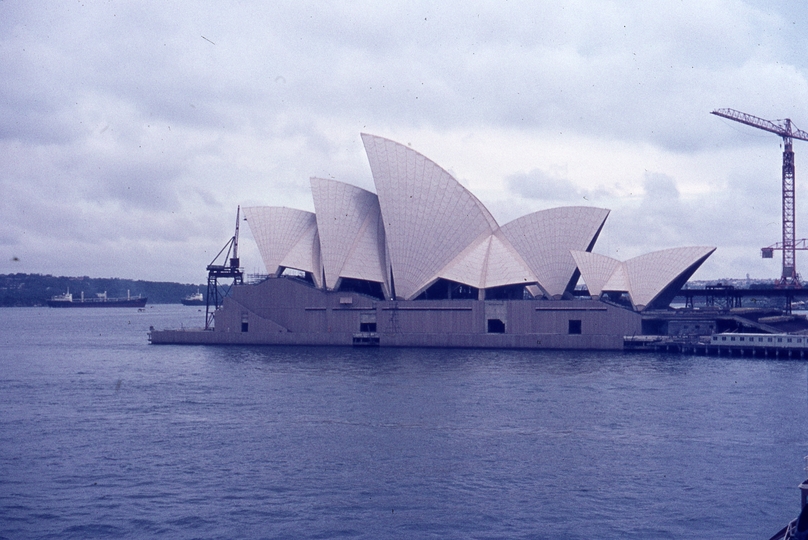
left=643, top=172, right=680, bottom=202
left=1, top=0, right=807, bottom=282
left=506, top=169, right=583, bottom=202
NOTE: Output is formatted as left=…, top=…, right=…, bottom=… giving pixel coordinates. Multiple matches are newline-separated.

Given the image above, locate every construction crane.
left=711, top=108, right=808, bottom=287
left=205, top=206, right=244, bottom=329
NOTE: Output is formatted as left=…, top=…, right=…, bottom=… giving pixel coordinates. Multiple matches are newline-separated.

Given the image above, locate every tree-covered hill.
left=0, top=274, right=205, bottom=307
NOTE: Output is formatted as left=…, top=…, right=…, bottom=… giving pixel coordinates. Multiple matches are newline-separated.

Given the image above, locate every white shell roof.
left=242, top=206, right=323, bottom=288
left=241, top=134, right=720, bottom=308
left=624, top=246, right=716, bottom=310
left=570, top=251, right=622, bottom=297
left=603, top=262, right=631, bottom=293
left=481, top=230, right=538, bottom=289
left=437, top=230, right=537, bottom=290
left=310, top=177, right=387, bottom=291
left=500, top=207, right=609, bottom=298
left=362, top=133, right=501, bottom=299
left=572, top=246, right=716, bottom=311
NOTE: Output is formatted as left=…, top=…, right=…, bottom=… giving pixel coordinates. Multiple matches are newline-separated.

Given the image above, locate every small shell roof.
left=570, top=251, right=622, bottom=297
left=242, top=206, right=322, bottom=287
left=310, top=177, right=387, bottom=290
left=573, top=246, right=716, bottom=311
left=624, top=246, right=716, bottom=309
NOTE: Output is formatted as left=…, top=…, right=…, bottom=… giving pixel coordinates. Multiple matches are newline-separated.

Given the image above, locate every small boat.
left=47, top=289, right=147, bottom=308
left=771, top=461, right=808, bottom=540
left=181, top=290, right=205, bottom=306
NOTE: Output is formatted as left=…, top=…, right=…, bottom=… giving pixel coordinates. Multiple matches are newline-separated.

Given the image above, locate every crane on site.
left=205, top=206, right=244, bottom=329
left=711, top=108, right=808, bottom=287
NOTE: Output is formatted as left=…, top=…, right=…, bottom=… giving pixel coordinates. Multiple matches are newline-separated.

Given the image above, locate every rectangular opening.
left=360, top=322, right=377, bottom=332
left=568, top=320, right=582, bottom=335
left=241, top=322, right=249, bottom=332
left=487, top=319, right=505, bottom=333
left=352, top=335, right=380, bottom=346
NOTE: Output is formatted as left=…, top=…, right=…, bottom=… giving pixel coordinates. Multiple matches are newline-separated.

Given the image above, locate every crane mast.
left=204, top=206, right=244, bottom=329
left=712, top=108, right=808, bottom=287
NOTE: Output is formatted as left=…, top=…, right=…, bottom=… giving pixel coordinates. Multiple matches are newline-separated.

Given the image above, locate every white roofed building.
left=242, top=134, right=714, bottom=311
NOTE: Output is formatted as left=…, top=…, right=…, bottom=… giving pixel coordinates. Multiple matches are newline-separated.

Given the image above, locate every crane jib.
left=711, top=108, right=808, bottom=142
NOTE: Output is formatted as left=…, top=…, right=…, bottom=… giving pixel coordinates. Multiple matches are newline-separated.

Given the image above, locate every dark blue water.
left=1, top=305, right=807, bottom=539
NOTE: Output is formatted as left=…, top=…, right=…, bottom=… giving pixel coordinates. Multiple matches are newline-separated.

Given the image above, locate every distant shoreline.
left=0, top=273, right=204, bottom=307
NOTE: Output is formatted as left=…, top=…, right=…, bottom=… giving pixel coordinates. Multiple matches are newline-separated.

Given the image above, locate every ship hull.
left=47, top=297, right=148, bottom=308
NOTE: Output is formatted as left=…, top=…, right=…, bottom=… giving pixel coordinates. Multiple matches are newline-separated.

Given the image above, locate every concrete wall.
left=151, top=276, right=641, bottom=350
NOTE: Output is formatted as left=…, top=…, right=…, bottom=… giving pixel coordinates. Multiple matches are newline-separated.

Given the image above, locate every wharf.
left=625, top=333, right=808, bottom=358
left=676, top=285, right=808, bottom=313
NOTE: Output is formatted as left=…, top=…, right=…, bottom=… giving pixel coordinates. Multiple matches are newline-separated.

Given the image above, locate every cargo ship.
left=47, top=289, right=147, bottom=308
left=180, top=290, right=205, bottom=306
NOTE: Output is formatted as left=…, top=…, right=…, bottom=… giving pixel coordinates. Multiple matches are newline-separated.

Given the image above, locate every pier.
left=625, top=333, right=808, bottom=358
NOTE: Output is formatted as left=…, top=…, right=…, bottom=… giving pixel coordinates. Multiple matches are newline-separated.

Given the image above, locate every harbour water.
left=1, top=305, right=807, bottom=539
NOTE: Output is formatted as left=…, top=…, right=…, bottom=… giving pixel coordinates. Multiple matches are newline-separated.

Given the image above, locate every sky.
left=3, top=0, right=808, bottom=284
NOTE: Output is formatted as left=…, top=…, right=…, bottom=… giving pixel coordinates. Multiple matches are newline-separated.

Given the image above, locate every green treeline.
left=0, top=273, right=205, bottom=307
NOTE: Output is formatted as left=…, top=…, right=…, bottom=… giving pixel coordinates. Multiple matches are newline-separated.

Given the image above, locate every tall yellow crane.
left=712, top=108, right=808, bottom=286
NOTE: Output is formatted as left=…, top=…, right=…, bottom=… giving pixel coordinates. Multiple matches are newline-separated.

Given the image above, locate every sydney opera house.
left=151, top=134, right=715, bottom=349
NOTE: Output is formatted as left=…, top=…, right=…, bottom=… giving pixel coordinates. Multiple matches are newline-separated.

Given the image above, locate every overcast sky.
left=3, top=0, right=808, bottom=284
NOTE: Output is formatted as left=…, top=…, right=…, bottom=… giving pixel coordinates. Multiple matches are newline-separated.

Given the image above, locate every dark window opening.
left=360, top=322, right=377, bottom=332
left=568, top=320, right=582, bottom=334
left=337, top=278, right=384, bottom=300
left=485, top=284, right=528, bottom=300
left=642, top=319, right=667, bottom=335
left=602, top=291, right=634, bottom=308
left=280, top=267, right=316, bottom=285
left=415, top=279, right=478, bottom=300
left=487, top=319, right=505, bottom=333
left=241, top=322, right=249, bottom=332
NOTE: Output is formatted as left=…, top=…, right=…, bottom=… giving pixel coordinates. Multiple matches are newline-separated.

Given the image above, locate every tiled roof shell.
left=242, top=206, right=322, bottom=288
left=310, top=177, right=387, bottom=292
left=569, top=251, right=623, bottom=297
left=361, top=133, right=501, bottom=299
left=241, top=134, right=714, bottom=310
left=572, top=246, right=716, bottom=311
left=624, top=246, right=716, bottom=309
left=500, top=207, right=609, bottom=298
